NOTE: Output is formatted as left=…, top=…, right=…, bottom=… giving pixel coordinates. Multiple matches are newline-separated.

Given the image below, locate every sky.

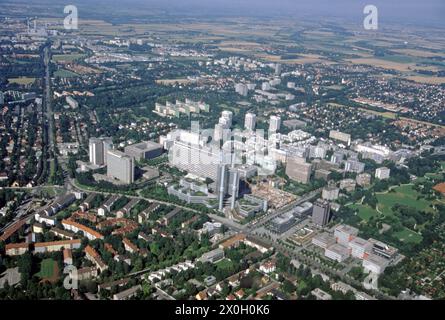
left=8, top=0, right=445, bottom=27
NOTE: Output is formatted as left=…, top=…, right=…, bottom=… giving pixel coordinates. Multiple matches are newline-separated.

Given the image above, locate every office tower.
left=269, top=115, right=281, bottom=133
left=285, top=156, right=312, bottom=184
left=228, top=168, right=240, bottom=209
left=102, top=138, right=113, bottom=165
left=106, top=150, right=134, bottom=184
left=217, top=165, right=229, bottom=211
left=89, top=137, right=113, bottom=166
left=244, top=113, right=256, bottom=131
left=214, top=123, right=224, bottom=142
left=312, top=199, right=331, bottom=227
left=89, top=138, right=105, bottom=166
left=170, top=139, right=225, bottom=181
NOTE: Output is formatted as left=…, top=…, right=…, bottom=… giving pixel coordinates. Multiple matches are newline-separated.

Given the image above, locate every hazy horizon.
left=2, top=0, right=444, bottom=27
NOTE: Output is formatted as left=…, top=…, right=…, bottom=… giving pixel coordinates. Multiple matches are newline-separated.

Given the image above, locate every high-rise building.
left=106, top=150, right=134, bottom=184
left=285, top=156, right=312, bottom=184
left=102, top=138, right=113, bottom=165
left=269, top=115, right=281, bottom=133
left=170, top=140, right=226, bottom=181
left=214, top=123, right=224, bottom=142
left=89, top=137, right=113, bottom=166
left=312, top=199, right=331, bottom=227
left=244, top=113, right=256, bottom=131
left=89, top=138, right=104, bottom=166
left=217, top=164, right=229, bottom=211
left=0, top=91, right=4, bottom=105
left=220, top=110, right=233, bottom=128
left=216, top=165, right=240, bottom=211
left=274, top=63, right=282, bottom=76
left=229, top=168, right=240, bottom=210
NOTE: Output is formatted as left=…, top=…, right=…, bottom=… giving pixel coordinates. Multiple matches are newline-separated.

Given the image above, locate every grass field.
left=350, top=204, right=377, bottom=221
left=8, top=77, right=35, bottom=85
left=394, top=227, right=423, bottom=244
left=37, top=259, right=57, bottom=279
left=376, top=185, right=433, bottom=216
left=216, top=258, right=234, bottom=271
left=54, top=69, right=79, bottom=78
left=52, top=54, right=86, bottom=62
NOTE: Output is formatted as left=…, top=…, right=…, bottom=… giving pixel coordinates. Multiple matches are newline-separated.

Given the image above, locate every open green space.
left=393, top=227, right=423, bottom=244
left=376, top=184, right=433, bottom=216
left=54, top=69, right=79, bottom=78
left=215, top=258, right=234, bottom=271
left=8, top=77, right=35, bottom=85
left=52, top=54, right=86, bottom=62
left=350, top=204, right=377, bottom=221
left=37, top=259, right=57, bottom=279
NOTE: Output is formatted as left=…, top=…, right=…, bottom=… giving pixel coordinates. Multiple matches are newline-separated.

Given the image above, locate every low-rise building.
left=363, top=253, right=389, bottom=274
left=325, top=243, right=350, bottom=262
left=199, top=248, right=225, bottom=263
left=113, top=285, right=142, bottom=300
left=85, top=245, right=108, bottom=272
left=348, top=237, right=372, bottom=259
left=334, top=224, right=359, bottom=246
left=375, top=167, right=391, bottom=180
left=34, top=239, right=81, bottom=254
left=312, top=232, right=336, bottom=249
left=5, top=243, right=29, bottom=256
left=311, top=288, right=332, bottom=300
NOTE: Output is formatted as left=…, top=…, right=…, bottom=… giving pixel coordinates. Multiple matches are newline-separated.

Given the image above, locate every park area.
left=37, top=259, right=60, bottom=283
left=350, top=184, right=431, bottom=244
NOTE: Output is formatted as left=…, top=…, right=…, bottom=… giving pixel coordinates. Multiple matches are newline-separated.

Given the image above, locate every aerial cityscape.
left=0, top=0, right=444, bottom=304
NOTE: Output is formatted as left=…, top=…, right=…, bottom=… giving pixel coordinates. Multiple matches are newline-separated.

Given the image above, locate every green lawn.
left=8, top=77, right=36, bottom=85
left=215, top=258, right=234, bottom=271
left=54, top=69, right=79, bottom=78
left=394, top=227, right=423, bottom=244
left=376, top=185, right=432, bottom=216
left=351, top=204, right=378, bottom=221
left=37, top=259, right=56, bottom=279
left=52, top=54, right=86, bottom=62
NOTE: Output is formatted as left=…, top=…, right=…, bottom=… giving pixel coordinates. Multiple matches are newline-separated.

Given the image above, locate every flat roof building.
left=334, top=224, right=359, bottom=246
left=325, top=243, right=350, bottom=262
left=124, top=141, right=163, bottom=161
left=106, top=149, right=134, bottom=184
